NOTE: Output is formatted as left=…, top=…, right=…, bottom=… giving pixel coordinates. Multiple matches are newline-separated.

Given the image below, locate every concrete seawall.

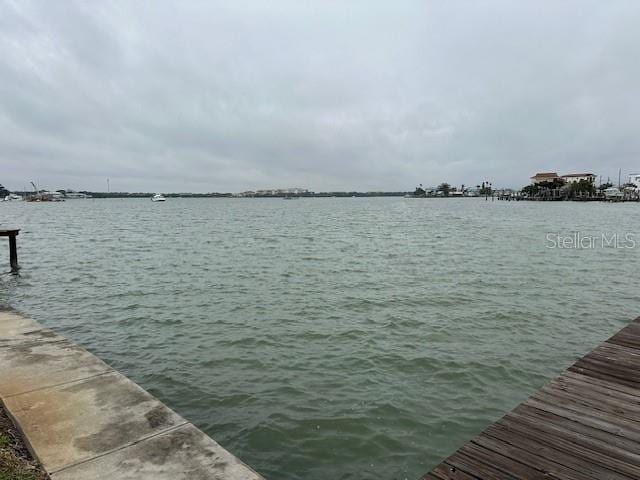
left=0, top=309, right=264, bottom=480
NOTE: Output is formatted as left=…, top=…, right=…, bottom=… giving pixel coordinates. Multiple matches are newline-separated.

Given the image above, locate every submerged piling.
left=0, top=229, right=20, bottom=273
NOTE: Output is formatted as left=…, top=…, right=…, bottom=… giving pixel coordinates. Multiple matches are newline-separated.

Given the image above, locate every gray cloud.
left=1, top=0, right=639, bottom=192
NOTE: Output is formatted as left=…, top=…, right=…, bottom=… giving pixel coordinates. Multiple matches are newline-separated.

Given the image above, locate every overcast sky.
left=1, top=1, right=639, bottom=192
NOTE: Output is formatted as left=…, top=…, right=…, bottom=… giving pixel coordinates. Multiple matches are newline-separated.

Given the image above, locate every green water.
left=1, top=198, right=638, bottom=479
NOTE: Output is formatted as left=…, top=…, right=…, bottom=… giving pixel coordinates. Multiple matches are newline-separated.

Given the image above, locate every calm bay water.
left=1, top=197, right=639, bottom=479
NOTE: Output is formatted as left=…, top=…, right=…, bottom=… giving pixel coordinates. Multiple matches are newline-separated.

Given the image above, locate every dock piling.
left=0, top=229, right=20, bottom=273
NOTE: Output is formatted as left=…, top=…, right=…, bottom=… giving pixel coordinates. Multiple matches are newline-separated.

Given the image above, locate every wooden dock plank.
left=483, top=422, right=632, bottom=480
left=422, top=317, right=640, bottom=480
left=562, top=370, right=640, bottom=398
left=537, top=385, right=640, bottom=424
left=498, top=415, right=640, bottom=478
left=511, top=405, right=640, bottom=456
left=472, top=432, right=597, bottom=480
left=459, top=442, right=552, bottom=479
left=568, top=365, right=640, bottom=391
left=524, top=397, right=640, bottom=443
left=445, top=450, right=523, bottom=480
left=580, top=352, right=640, bottom=377
left=569, top=360, right=640, bottom=389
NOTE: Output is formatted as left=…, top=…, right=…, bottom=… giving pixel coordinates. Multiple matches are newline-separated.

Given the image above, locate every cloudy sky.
left=1, top=1, right=639, bottom=193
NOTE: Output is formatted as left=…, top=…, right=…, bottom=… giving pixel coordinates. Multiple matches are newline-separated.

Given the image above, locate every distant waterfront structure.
left=530, top=172, right=560, bottom=184
left=64, top=189, right=92, bottom=199
left=530, top=172, right=596, bottom=185
left=25, top=190, right=65, bottom=202
left=560, top=173, right=596, bottom=184
left=521, top=169, right=640, bottom=201
left=236, top=188, right=310, bottom=197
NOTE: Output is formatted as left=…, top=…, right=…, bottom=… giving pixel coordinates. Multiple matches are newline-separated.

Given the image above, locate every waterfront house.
left=530, top=172, right=560, bottom=184
left=561, top=173, right=596, bottom=184
left=628, top=173, right=640, bottom=190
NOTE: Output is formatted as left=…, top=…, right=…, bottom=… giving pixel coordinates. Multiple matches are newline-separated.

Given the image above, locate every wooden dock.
left=422, top=316, right=640, bottom=480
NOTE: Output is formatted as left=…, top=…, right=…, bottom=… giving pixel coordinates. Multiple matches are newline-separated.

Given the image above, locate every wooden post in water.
left=0, top=229, right=20, bottom=273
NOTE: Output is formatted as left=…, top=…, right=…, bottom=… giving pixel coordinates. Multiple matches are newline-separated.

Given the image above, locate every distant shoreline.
left=10, top=191, right=412, bottom=199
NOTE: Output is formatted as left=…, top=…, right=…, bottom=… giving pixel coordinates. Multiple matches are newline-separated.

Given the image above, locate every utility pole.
left=618, top=169, right=621, bottom=189
left=107, top=178, right=110, bottom=193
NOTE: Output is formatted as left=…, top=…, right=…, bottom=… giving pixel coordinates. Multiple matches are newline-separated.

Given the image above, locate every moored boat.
left=604, top=187, right=624, bottom=201
left=3, top=194, right=23, bottom=201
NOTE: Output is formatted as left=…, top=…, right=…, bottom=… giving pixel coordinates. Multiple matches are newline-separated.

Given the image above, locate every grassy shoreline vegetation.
left=0, top=405, right=48, bottom=480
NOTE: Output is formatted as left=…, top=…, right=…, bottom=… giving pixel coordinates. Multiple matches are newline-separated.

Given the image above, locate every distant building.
left=530, top=172, right=560, bottom=184
left=64, top=189, right=92, bottom=199
left=561, top=173, right=596, bottom=184
left=628, top=173, right=640, bottom=190
left=237, top=188, right=310, bottom=197
left=279, top=188, right=308, bottom=195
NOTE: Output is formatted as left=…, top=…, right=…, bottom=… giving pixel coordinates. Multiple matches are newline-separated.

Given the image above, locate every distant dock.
left=422, top=316, right=640, bottom=480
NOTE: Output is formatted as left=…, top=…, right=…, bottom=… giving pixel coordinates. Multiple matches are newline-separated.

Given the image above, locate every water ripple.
left=1, top=198, right=639, bottom=480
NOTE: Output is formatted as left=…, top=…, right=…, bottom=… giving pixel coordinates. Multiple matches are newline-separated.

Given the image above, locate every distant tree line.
left=249, top=191, right=410, bottom=198
left=11, top=190, right=411, bottom=199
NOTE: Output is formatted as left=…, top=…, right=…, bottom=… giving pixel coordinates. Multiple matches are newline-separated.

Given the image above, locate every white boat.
left=3, top=194, right=23, bottom=201
left=151, top=193, right=166, bottom=202
left=604, top=187, right=624, bottom=200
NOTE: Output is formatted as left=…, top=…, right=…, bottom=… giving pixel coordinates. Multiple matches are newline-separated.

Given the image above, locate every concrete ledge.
left=0, top=310, right=264, bottom=479
left=51, top=424, right=264, bottom=480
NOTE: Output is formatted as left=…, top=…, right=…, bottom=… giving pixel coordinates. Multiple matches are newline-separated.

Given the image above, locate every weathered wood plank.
left=446, top=450, right=522, bottom=480
left=538, top=385, right=640, bottom=424
left=524, top=397, right=640, bottom=443
left=484, top=422, right=633, bottom=480
left=501, top=412, right=640, bottom=476
left=511, top=404, right=640, bottom=455
left=460, top=442, right=552, bottom=479
left=569, top=361, right=640, bottom=389
left=562, top=370, right=640, bottom=398
left=608, top=335, right=640, bottom=351
left=473, top=431, right=600, bottom=480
